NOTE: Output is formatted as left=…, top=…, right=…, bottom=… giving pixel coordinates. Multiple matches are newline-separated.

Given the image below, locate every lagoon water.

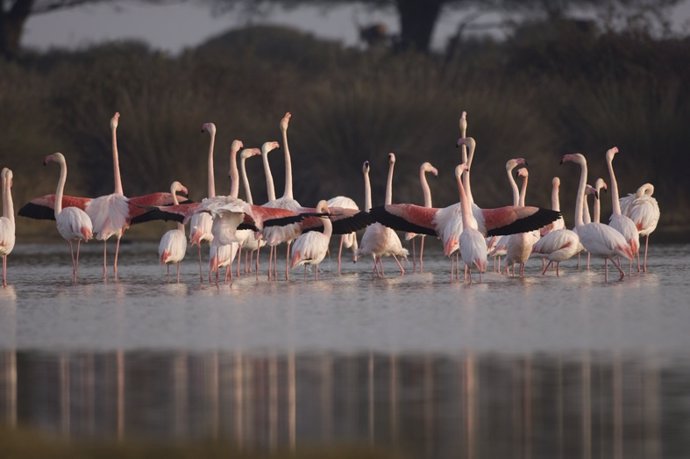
left=1, top=241, right=689, bottom=457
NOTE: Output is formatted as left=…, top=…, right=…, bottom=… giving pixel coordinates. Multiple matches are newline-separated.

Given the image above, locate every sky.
left=21, top=1, right=690, bottom=54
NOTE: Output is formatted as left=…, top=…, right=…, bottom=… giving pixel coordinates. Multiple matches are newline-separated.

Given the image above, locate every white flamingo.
left=239, top=147, right=266, bottom=274
left=290, top=200, right=332, bottom=279
left=158, top=181, right=189, bottom=282
left=605, top=147, right=640, bottom=272
left=357, top=155, right=408, bottom=277
left=561, top=153, right=633, bottom=282
left=327, top=195, right=359, bottom=275
left=456, top=163, right=487, bottom=283
left=43, top=153, right=93, bottom=282
left=620, top=183, right=659, bottom=272
left=405, top=162, right=438, bottom=273
left=0, top=168, right=15, bottom=288
left=504, top=167, right=539, bottom=277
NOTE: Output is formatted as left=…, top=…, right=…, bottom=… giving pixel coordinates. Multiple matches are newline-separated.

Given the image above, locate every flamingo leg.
left=643, top=235, right=650, bottom=272
left=587, top=253, right=591, bottom=270
left=102, top=241, right=108, bottom=280
left=555, top=261, right=560, bottom=277
left=68, top=240, right=75, bottom=282
left=337, top=236, right=344, bottom=275
left=2, top=255, right=6, bottom=288
left=176, top=263, right=181, bottom=283
left=419, top=236, right=426, bottom=272
left=542, top=260, right=554, bottom=276
left=76, top=240, right=82, bottom=281
left=611, top=257, right=625, bottom=281
left=392, top=255, right=404, bottom=276
left=285, top=241, right=292, bottom=281
left=267, top=245, right=274, bottom=281
left=411, top=238, right=417, bottom=273
left=236, top=246, right=242, bottom=278
left=113, top=236, right=121, bottom=279
left=577, top=252, right=581, bottom=270
left=197, top=245, right=203, bottom=283
left=604, top=258, right=609, bottom=283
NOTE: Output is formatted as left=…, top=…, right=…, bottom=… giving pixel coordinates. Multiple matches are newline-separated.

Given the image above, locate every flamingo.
left=358, top=154, right=408, bottom=277
left=620, top=183, right=659, bottom=272
left=593, top=178, right=608, bottom=224
left=605, top=147, right=640, bottom=272
left=540, top=177, right=566, bottom=237
left=188, top=122, right=217, bottom=282
left=239, top=147, right=266, bottom=274
left=327, top=195, right=359, bottom=275
left=405, top=162, right=438, bottom=273
left=85, top=111, right=129, bottom=279
left=43, top=153, right=93, bottom=282
left=504, top=167, right=539, bottom=277
left=561, top=153, right=633, bottom=282
left=0, top=168, right=15, bottom=288
left=455, top=163, right=487, bottom=283
left=532, top=176, right=580, bottom=276
left=158, top=181, right=189, bottom=283
left=290, top=200, right=332, bottom=279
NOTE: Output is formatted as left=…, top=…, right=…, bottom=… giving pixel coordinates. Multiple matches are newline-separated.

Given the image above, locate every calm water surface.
left=1, top=242, right=689, bottom=458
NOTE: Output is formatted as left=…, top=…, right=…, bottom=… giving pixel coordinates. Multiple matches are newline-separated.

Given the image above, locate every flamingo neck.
left=507, top=167, right=519, bottom=207
left=207, top=131, right=216, bottom=198
left=519, top=174, right=528, bottom=207
left=420, top=168, right=433, bottom=208
left=112, top=125, right=124, bottom=195
left=54, top=157, right=68, bottom=216
left=551, top=183, right=560, bottom=212
left=606, top=156, right=623, bottom=215
left=583, top=194, right=592, bottom=224
left=2, top=175, right=13, bottom=223
left=574, top=159, right=588, bottom=227
left=322, top=215, right=333, bottom=239
left=457, top=171, right=475, bottom=228
left=281, top=127, right=293, bottom=199
left=593, top=192, right=601, bottom=223
left=465, top=142, right=475, bottom=205
left=364, top=170, right=372, bottom=212
left=385, top=161, right=395, bottom=206
left=261, top=150, right=277, bottom=202
left=171, top=186, right=184, bottom=232
left=240, top=157, right=254, bottom=205
left=229, top=149, right=239, bottom=199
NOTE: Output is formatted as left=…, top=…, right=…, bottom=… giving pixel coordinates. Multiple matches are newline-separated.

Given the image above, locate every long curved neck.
left=171, top=186, right=184, bottom=231
left=54, top=159, right=67, bottom=216
left=281, top=127, right=293, bottom=199
left=364, top=170, right=372, bottom=212
left=465, top=142, right=475, bottom=205
left=207, top=131, right=216, bottom=198
left=240, top=157, right=254, bottom=205
left=593, top=192, right=601, bottom=223
left=261, top=151, right=277, bottom=202
left=112, top=124, right=123, bottom=195
left=385, top=161, right=395, bottom=206
left=420, top=169, right=432, bottom=208
left=574, top=160, right=588, bottom=227
left=322, top=215, right=333, bottom=239
left=507, top=167, right=519, bottom=207
left=551, top=183, right=560, bottom=211
left=519, top=174, right=528, bottom=207
left=583, top=194, right=592, bottom=224
left=457, top=172, right=474, bottom=228
left=2, top=176, right=14, bottom=223
left=229, top=149, right=239, bottom=199
left=607, top=156, right=622, bottom=215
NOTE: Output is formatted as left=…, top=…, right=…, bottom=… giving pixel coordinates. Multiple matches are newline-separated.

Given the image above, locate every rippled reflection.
left=0, top=350, right=684, bottom=457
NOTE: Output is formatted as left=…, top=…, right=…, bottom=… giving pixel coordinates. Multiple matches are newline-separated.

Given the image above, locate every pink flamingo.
left=455, top=163, right=487, bottom=283
left=158, top=181, right=189, bottom=283
left=561, top=153, right=633, bottom=282
left=593, top=178, right=608, bottom=224
left=357, top=155, right=408, bottom=277
left=188, top=122, right=217, bottom=281
left=327, top=195, right=359, bottom=275
left=239, top=147, right=266, bottom=274
left=405, top=162, right=438, bottom=273
left=290, top=200, right=332, bottom=279
left=0, top=168, right=15, bottom=288
left=540, top=177, right=566, bottom=237
left=43, top=153, right=93, bottom=282
left=605, top=147, right=640, bottom=272
left=620, top=183, right=659, bottom=272
left=504, top=167, right=539, bottom=277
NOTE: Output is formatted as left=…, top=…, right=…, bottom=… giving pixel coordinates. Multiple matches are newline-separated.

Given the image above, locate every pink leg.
left=644, top=235, right=650, bottom=272
left=113, top=236, right=121, bottom=279
left=337, top=236, right=344, bottom=275
left=411, top=238, right=417, bottom=273
left=102, top=241, right=108, bottom=280
left=285, top=242, right=292, bottom=281
left=236, top=246, right=242, bottom=278
left=76, top=240, right=82, bottom=281
left=2, top=255, right=7, bottom=288
left=587, top=253, right=591, bottom=271
left=176, top=263, right=181, bottom=283
left=555, top=262, right=560, bottom=277
left=68, top=240, right=75, bottom=282
left=542, top=260, right=553, bottom=275
left=604, top=258, right=609, bottom=283
left=197, top=245, right=203, bottom=283
left=392, top=255, right=405, bottom=276
left=419, top=236, right=426, bottom=272
left=611, top=257, right=625, bottom=281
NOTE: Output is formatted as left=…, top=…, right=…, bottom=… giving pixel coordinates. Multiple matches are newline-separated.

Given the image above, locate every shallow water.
left=1, top=242, right=689, bottom=458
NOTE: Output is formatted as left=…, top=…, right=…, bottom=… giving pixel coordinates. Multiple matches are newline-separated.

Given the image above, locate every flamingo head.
left=43, top=152, right=65, bottom=166
left=421, top=162, right=438, bottom=176
left=388, top=152, right=396, bottom=164
left=201, top=122, right=216, bottom=136
left=362, top=161, right=370, bottom=174
left=230, top=139, right=244, bottom=155
left=560, top=153, right=585, bottom=165
left=261, top=141, right=280, bottom=155
left=1, top=167, right=12, bottom=188
left=605, top=146, right=619, bottom=162
left=315, top=200, right=330, bottom=215
left=240, top=148, right=261, bottom=160
left=638, top=183, right=655, bottom=197
left=455, top=136, right=476, bottom=153
left=459, top=110, right=467, bottom=134
left=517, top=167, right=529, bottom=179
left=585, top=184, right=598, bottom=200
left=595, top=177, right=608, bottom=193
left=552, top=176, right=560, bottom=188
left=280, top=112, right=292, bottom=131
left=110, top=112, right=120, bottom=130
left=506, top=157, right=527, bottom=171
left=171, top=181, right=188, bottom=196
left=454, top=162, right=469, bottom=179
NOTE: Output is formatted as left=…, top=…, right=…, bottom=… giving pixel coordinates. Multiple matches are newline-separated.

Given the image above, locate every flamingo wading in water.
left=620, top=183, right=659, bottom=272
left=291, top=200, right=332, bottom=279
left=0, top=168, right=15, bottom=288
left=158, top=181, right=189, bottom=282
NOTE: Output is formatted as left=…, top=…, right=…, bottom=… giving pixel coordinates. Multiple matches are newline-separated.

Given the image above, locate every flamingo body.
left=159, top=229, right=187, bottom=264
left=86, top=194, right=129, bottom=241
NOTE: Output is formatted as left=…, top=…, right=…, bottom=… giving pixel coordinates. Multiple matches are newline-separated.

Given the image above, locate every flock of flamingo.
left=0, top=111, right=660, bottom=287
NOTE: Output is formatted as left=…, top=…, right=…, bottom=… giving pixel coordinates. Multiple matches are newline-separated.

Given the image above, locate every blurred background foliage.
left=1, top=9, right=688, bottom=239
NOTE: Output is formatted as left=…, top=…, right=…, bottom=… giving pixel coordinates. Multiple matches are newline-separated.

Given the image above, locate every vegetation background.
left=1, top=4, right=688, bottom=241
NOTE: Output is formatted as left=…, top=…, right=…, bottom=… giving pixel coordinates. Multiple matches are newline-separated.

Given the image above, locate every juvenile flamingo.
left=405, top=162, right=438, bottom=273
left=290, top=200, right=332, bottom=279
left=455, top=163, right=487, bottom=283
left=605, top=147, right=640, bottom=272
left=158, top=181, right=189, bottom=283
left=357, top=155, right=408, bottom=277
left=561, top=153, right=633, bottom=282
left=0, top=168, right=15, bottom=288
left=43, top=153, right=93, bottom=282
left=620, top=183, right=659, bottom=272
